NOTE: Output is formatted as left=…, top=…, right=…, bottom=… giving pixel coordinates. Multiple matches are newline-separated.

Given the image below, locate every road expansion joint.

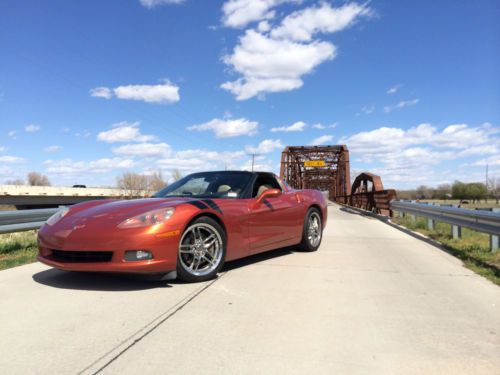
left=78, top=273, right=225, bottom=375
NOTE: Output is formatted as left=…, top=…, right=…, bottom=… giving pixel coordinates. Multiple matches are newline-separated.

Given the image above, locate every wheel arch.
left=184, top=212, right=227, bottom=237
left=308, top=204, right=323, bottom=222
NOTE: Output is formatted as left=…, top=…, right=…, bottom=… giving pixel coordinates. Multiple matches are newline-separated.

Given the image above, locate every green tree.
left=465, top=182, right=487, bottom=203
left=451, top=181, right=467, bottom=200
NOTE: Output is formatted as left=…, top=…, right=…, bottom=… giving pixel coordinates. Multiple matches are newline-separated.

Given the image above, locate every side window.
left=252, top=174, right=282, bottom=198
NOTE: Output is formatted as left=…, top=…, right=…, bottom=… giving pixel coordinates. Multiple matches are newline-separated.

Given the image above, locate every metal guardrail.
left=391, top=200, right=500, bottom=252
left=0, top=208, right=59, bottom=234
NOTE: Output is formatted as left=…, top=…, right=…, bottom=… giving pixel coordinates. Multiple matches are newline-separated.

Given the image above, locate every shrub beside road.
left=392, top=216, right=500, bottom=286
left=0, top=231, right=38, bottom=271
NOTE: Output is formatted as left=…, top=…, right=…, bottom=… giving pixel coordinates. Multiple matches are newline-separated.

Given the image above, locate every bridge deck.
left=1, top=204, right=499, bottom=374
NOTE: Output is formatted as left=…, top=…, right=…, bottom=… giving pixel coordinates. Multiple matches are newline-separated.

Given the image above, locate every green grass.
left=0, top=231, right=39, bottom=270
left=392, top=216, right=500, bottom=286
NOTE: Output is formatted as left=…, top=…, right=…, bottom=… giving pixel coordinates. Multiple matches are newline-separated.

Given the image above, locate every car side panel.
left=247, top=192, right=304, bottom=254
left=198, top=199, right=251, bottom=261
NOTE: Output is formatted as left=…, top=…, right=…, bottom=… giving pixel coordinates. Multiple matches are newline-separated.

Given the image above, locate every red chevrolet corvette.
left=38, top=171, right=327, bottom=282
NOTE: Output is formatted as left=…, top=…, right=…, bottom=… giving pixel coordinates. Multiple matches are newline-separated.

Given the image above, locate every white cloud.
left=44, top=158, right=135, bottom=174
left=25, top=124, right=40, bottom=133
left=221, top=0, right=295, bottom=28
left=384, top=98, right=419, bottom=113
left=387, top=84, right=402, bottom=95
left=44, top=145, right=61, bottom=153
left=271, top=2, right=372, bottom=42
left=245, top=139, right=283, bottom=154
left=356, top=104, right=374, bottom=116
left=0, top=146, right=6, bottom=153
left=470, top=154, right=500, bottom=167
left=339, top=123, right=499, bottom=183
left=0, top=156, right=25, bottom=164
left=221, top=30, right=335, bottom=100
left=139, top=0, right=184, bottom=8
left=90, top=81, right=180, bottom=104
left=112, top=142, right=172, bottom=157
left=312, top=123, right=337, bottom=130
left=271, top=121, right=306, bottom=132
left=175, top=149, right=245, bottom=160
left=257, top=20, right=271, bottom=33
left=90, top=87, right=112, bottom=99
left=157, top=149, right=246, bottom=172
left=188, top=117, right=258, bottom=138
left=309, top=135, right=334, bottom=145
left=7, top=131, right=16, bottom=139
left=221, top=2, right=371, bottom=100
left=97, top=122, right=157, bottom=143
left=75, top=130, right=91, bottom=138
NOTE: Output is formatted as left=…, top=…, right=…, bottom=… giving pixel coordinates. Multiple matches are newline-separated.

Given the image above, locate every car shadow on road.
left=223, top=246, right=295, bottom=272
left=32, top=269, right=170, bottom=291
left=32, top=247, right=297, bottom=290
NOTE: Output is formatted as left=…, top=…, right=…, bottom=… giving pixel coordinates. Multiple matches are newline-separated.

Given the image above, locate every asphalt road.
left=1, top=203, right=499, bottom=374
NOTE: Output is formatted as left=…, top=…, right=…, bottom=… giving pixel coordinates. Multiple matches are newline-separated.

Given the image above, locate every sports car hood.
left=68, top=197, right=194, bottom=222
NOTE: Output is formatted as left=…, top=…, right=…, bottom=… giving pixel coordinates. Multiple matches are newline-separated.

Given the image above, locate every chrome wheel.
left=307, top=212, right=321, bottom=247
left=179, top=223, right=223, bottom=277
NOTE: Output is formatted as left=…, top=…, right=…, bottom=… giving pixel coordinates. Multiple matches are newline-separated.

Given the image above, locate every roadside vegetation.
left=397, top=179, right=499, bottom=207
left=392, top=216, right=500, bottom=286
left=0, top=231, right=38, bottom=271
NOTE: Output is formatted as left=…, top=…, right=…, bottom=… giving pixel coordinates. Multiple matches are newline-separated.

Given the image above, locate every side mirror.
left=256, top=188, right=282, bottom=205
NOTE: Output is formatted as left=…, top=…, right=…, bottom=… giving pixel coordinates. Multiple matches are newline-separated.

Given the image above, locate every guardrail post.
left=427, top=218, right=435, bottom=231
left=491, top=208, right=499, bottom=252
left=427, top=203, right=435, bottom=230
left=451, top=204, right=461, bottom=239
left=451, top=225, right=462, bottom=239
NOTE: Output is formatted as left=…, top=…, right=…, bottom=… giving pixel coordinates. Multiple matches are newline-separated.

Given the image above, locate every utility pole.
left=247, top=153, right=260, bottom=172
left=486, top=164, right=489, bottom=190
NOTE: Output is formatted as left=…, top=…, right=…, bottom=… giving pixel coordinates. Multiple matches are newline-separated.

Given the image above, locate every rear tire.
left=176, top=216, right=226, bottom=283
left=297, top=208, right=323, bottom=252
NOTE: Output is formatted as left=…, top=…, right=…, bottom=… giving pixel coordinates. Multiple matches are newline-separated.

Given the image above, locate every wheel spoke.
left=202, top=254, right=215, bottom=266
left=203, top=233, right=216, bottom=246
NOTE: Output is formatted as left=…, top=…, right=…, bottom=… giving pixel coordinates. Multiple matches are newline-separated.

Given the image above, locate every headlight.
left=46, top=206, right=70, bottom=226
left=118, top=207, right=175, bottom=229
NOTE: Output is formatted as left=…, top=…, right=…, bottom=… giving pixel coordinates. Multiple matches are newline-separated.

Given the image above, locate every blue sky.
left=0, top=0, right=499, bottom=188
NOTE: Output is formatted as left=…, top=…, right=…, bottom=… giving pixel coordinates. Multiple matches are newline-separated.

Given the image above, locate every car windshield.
left=153, top=172, right=253, bottom=199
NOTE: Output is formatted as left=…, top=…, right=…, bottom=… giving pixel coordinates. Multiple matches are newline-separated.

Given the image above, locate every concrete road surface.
left=1, top=203, right=499, bottom=375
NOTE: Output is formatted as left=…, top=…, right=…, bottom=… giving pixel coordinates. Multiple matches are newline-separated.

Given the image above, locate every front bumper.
left=37, top=224, right=180, bottom=274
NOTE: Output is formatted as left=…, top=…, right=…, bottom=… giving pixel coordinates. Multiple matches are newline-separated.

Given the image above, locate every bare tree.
left=488, top=176, right=499, bottom=204
left=116, top=171, right=167, bottom=196
left=416, top=185, right=433, bottom=199
left=5, top=179, right=25, bottom=185
left=171, top=169, right=183, bottom=182
left=117, top=172, right=149, bottom=196
left=27, top=172, right=51, bottom=186
left=433, top=183, right=451, bottom=200
left=147, top=171, right=167, bottom=191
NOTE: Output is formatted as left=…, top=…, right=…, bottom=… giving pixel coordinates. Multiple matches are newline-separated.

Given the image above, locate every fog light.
left=124, top=250, right=153, bottom=261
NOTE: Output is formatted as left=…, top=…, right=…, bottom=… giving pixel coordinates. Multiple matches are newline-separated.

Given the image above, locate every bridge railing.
left=390, top=200, right=500, bottom=252
left=0, top=208, right=59, bottom=234
left=334, top=189, right=397, bottom=216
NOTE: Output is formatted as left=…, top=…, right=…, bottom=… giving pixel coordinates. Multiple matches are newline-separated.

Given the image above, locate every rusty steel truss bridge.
left=280, top=145, right=397, bottom=215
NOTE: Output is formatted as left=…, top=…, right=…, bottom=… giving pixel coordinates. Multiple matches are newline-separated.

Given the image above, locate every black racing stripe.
left=186, top=200, right=209, bottom=210
left=263, top=199, right=274, bottom=211
left=200, top=199, right=223, bottom=215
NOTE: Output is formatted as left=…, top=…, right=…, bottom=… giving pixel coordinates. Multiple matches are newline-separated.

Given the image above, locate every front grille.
left=50, top=250, right=113, bottom=263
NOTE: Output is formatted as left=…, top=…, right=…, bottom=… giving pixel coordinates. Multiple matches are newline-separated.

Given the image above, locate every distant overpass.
left=0, top=185, right=149, bottom=209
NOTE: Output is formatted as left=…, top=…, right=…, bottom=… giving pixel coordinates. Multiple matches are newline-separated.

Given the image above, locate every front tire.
left=176, top=216, right=226, bottom=282
left=298, top=208, right=323, bottom=252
